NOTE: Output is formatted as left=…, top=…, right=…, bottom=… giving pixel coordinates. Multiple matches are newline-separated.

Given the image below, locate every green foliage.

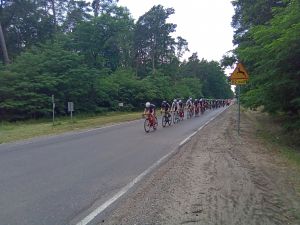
left=233, top=0, right=300, bottom=129
left=70, top=10, right=134, bottom=70
left=0, top=1, right=233, bottom=121
left=0, top=40, right=98, bottom=119
left=133, top=5, right=177, bottom=76
left=180, top=55, right=233, bottom=99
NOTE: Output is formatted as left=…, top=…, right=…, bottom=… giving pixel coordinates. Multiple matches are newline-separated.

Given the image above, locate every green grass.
left=0, top=111, right=142, bottom=144
left=256, top=128, right=300, bottom=166
left=247, top=109, right=300, bottom=195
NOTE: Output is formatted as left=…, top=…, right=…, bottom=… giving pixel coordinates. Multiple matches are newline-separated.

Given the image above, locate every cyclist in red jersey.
left=144, top=102, right=156, bottom=124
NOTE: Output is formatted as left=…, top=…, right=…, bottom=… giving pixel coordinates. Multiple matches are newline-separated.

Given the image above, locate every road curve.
left=0, top=107, right=227, bottom=225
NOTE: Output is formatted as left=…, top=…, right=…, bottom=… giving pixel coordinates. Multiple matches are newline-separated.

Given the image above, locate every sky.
left=117, top=0, right=235, bottom=62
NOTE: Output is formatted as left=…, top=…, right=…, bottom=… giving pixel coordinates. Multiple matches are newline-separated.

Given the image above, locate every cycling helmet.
left=195, top=99, right=198, bottom=102
left=145, top=102, right=150, bottom=108
left=162, top=100, right=167, bottom=104
left=179, top=100, right=182, bottom=103
left=173, top=98, right=177, bottom=102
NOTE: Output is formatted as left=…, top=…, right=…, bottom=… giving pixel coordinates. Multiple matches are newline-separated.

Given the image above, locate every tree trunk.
left=50, top=0, right=57, bottom=29
left=152, top=35, right=156, bottom=77
left=0, top=22, right=10, bottom=64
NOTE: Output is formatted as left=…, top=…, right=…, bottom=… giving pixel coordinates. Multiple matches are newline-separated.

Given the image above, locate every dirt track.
left=102, top=105, right=300, bottom=225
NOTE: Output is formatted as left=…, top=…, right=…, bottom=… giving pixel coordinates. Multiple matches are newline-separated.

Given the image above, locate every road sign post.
left=238, top=85, right=241, bottom=135
left=52, top=95, right=55, bottom=126
left=230, top=63, right=249, bottom=135
left=68, top=102, right=74, bottom=121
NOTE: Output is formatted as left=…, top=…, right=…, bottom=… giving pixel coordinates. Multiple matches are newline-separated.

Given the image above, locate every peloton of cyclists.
left=145, top=98, right=229, bottom=121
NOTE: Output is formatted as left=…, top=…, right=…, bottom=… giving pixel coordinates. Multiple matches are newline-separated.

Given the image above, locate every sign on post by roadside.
left=230, top=63, right=249, bottom=85
left=230, top=63, right=249, bottom=135
left=68, top=102, right=74, bottom=121
left=52, top=95, right=55, bottom=126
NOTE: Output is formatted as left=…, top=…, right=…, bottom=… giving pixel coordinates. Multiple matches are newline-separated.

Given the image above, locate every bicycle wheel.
left=176, top=113, right=181, bottom=123
left=144, top=119, right=151, bottom=133
left=162, top=115, right=167, bottom=127
left=167, top=114, right=172, bottom=126
left=173, top=112, right=177, bottom=124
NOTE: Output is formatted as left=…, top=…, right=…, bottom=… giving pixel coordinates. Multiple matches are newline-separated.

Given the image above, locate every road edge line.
left=75, top=148, right=175, bottom=225
left=74, top=107, right=230, bottom=225
left=179, top=107, right=229, bottom=147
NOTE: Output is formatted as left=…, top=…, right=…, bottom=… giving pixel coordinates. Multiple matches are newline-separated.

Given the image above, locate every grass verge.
left=247, top=110, right=300, bottom=166
left=244, top=109, right=300, bottom=194
left=0, top=111, right=142, bottom=144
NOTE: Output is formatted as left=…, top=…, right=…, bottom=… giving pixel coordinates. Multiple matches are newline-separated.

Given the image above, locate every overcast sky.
left=118, top=0, right=235, bottom=62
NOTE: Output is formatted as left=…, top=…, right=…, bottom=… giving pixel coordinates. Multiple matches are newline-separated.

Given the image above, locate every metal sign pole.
left=68, top=102, right=74, bottom=121
left=230, top=62, right=249, bottom=135
left=52, top=95, right=55, bottom=126
left=238, top=85, right=240, bottom=135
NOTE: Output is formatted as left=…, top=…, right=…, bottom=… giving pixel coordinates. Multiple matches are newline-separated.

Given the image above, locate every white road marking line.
left=179, top=137, right=190, bottom=146
left=75, top=108, right=228, bottom=225
left=75, top=148, right=175, bottom=225
left=182, top=108, right=226, bottom=146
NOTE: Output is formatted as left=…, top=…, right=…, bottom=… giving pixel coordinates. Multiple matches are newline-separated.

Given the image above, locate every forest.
left=0, top=0, right=233, bottom=121
left=224, top=0, right=300, bottom=130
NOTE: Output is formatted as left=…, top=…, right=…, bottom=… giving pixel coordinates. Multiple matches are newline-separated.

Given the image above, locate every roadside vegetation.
left=244, top=108, right=300, bottom=195
left=244, top=109, right=300, bottom=167
left=222, top=0, right=300, bottom=146
left=0, top=0, right=233, bottom=123
left=0, top=111, right=142, bottom=143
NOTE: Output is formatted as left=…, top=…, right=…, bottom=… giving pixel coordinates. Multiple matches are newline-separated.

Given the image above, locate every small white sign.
left=68, top=102, right=74, bottom=112
left=118, top=102, right=124, bottom=107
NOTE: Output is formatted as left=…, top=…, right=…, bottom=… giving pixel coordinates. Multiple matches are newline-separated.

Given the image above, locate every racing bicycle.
left=161, top=111, right=172, bottom=127
left=143, top=113, right=158, bottom=133
left=173, top=110, right=180, bottom=124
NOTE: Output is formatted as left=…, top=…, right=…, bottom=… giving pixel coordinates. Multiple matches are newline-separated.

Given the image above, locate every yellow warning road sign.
left=230, top=63, right=249, bottom=85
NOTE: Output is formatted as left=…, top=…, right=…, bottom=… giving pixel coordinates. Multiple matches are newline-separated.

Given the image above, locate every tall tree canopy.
left=231, top=0, right=300, bottom=128
left=0, top=1, right=233, bottom=120
left=134, top=5, right=177, bottom=76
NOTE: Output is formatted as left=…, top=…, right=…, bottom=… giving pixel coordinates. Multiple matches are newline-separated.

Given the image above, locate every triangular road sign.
left=231, top=63, right=249, bottom=80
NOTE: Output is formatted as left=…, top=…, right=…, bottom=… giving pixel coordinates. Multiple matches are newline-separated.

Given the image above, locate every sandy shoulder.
left=101, top=106, right=300, bottom=225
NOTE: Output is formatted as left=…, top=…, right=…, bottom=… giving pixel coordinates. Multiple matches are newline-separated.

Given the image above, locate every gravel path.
left=101, top=106, right=300, bottom=225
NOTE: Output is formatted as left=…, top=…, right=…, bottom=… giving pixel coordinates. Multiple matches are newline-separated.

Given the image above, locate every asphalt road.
left=0, top=107, right=226, bottom=225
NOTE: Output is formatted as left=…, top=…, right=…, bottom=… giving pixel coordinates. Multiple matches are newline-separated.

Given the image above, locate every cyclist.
left=178, top=99, right=185, bottom=120
left=186, top=97, right=193, bottom=109
left=171, top=99, right=178, bottom=113
left=144, top=102, right=156, bottom=124
left=186, top=97, right=193, bottom=114
left=161, top=100, right=171, bottom=115
left=185, top=97, right=194, bottom=115
left=194, top=98, right=200, bottom=115
left=204, top=99, right=208, bottom=110
left=161, top=100, right=171, bottom=126
left=199, top=98, right=205, bottom=113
